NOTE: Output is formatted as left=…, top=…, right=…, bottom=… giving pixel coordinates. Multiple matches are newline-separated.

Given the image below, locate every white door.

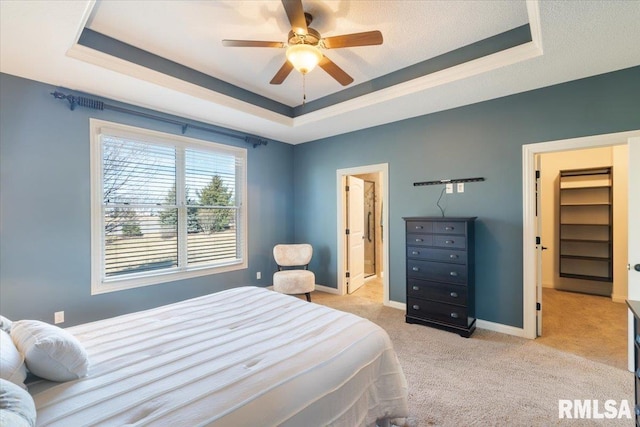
left=535, top=155, right=543, bottom=336
left=628, top=138, right=640, bottom=371
left=347, top=176, right=365, bottom=294
left=629, top=139, right=640, bottom=297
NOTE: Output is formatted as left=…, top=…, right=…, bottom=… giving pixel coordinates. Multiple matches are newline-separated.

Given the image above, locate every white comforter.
left=30, top=287, right=408, bottom=426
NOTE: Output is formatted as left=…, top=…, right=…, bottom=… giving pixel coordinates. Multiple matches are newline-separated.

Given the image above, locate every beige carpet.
left=538, top=288, right=628, bottom=370
left=309, top=290, right=634, bottom=426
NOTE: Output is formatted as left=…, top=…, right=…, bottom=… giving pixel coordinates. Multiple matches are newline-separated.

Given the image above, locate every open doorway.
left=336, top=164, right=389, bottom=305
left=535, top=146, right=628, bottom=369
left=522, top=130, right=640, bottom=372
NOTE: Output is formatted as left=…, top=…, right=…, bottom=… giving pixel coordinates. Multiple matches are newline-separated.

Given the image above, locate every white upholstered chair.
left=273, top=244, right=315, bottom=302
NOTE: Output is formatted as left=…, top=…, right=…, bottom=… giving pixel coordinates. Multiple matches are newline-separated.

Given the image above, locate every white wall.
left=540, top=146, right=628, bottom=298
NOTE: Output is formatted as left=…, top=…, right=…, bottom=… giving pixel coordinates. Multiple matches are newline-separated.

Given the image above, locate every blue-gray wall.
left=0, top=73, right=294, bottom=326
left=2, top=67, right=639, bottom=330
left=293, top=66, right=640, bottom=328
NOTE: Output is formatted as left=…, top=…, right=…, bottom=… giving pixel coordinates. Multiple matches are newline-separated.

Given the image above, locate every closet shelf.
left=558, top=167, right=612, bottom=283
left=560, top=222, right=611, bottom=226
left=560, top=255, right=612, bottom=262
left=559, top=202, right=612, bottom=206
left=560, top=238, right=611, bottom=244
left=559, top=273, right=613, bottom=282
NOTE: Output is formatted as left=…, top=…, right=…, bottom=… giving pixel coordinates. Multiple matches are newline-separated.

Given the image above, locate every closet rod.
left=50, top=91, right=269, bottom=148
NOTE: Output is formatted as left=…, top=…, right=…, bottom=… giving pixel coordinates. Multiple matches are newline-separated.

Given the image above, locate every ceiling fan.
left=222, top=0, right=383, bottom=86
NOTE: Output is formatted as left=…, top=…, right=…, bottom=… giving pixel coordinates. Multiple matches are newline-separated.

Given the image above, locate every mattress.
left=29, top=287, right=408, bottom=426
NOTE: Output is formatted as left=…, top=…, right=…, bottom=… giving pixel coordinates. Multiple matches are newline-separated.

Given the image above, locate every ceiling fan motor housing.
left=288, top=27, right=321, bottom=47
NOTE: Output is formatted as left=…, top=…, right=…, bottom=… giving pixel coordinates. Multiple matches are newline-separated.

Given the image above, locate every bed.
left=26, top=286, right=408, bottom=426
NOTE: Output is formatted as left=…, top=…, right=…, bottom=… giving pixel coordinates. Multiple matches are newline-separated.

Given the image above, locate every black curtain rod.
left=414, top=177, right=485, bottom=186
left=50, top=91, right=269, bottom=148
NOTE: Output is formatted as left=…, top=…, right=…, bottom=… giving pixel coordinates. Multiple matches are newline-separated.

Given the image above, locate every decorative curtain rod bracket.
left=413, top=177, right=485, bottom=186
left=50, top=91, right=268, bottom=148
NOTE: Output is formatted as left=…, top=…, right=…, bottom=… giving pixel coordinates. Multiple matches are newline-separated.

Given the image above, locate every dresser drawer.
left=434, top=221, right=465, bottom=235
left=407, top=246, right=467, bottom=264
left=433, top=235, right=466, bottom=249
left=408, top=279, right=467, bottom=306
left=407, top=260, right=467, bottom=284
left=406, top=233, right=433, bottom=246
left=406, top=221, right=433, bottom=233
left=407, top=298, right=468, bottom=327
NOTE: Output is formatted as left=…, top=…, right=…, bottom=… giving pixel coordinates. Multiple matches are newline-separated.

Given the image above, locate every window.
left=90, top=119, right=247, bottom=294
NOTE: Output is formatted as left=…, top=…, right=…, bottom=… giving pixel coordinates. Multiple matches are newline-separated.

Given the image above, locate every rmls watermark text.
left=558, top=399, right=631, bottom=419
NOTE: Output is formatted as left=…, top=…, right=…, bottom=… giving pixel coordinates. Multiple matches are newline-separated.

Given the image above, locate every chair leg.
left=305, top=292, right=311, bottom=302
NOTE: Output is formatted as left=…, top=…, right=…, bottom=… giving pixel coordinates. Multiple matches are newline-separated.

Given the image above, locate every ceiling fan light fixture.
left=286, top=43, right=322, bottom=74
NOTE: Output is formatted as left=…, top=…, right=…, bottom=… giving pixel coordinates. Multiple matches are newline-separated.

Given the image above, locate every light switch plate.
left=445, top=183, right=453, bottom=194
left=457, top=183, right=465, bottom=193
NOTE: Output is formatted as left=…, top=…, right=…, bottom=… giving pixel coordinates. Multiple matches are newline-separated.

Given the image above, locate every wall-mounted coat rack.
left=413, top=177, right=485, bottom=187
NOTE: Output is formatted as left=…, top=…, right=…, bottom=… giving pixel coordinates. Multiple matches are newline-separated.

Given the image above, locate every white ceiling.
left=1, top=1, right=639, bottom=145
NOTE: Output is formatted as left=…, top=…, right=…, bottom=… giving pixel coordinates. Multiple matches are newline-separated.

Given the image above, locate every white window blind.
left=90, top=119, right=247, bottom=294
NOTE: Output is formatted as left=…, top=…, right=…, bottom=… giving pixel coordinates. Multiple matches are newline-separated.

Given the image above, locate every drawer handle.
left=450, top=312, right=459, bottom=319
left=450, top=292, right=458, bottom=298
left=412, top=267, right=420, bottom=272
left=449, top=271, right=458, bottom=277
left=445, top=226, right=454, bottom=231
left=415, top=238, right=423, bottom=242
left=412, top=305, right=420, bottom=310
left=449, top=254, right=458, bottom=259
left=412, top=251, right=419, bottom=255
left=445, top=240, right=454, bottom=244
left=412, top=285, right=420, bottom=291
left=415, top=225, right=423, bottom=229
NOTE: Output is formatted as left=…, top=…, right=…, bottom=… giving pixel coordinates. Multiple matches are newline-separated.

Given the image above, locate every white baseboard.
left=476, top=319, right=527, bottom=338
left=379, top=302, right=528, bottom=338
left=386, top=300, right=406, bottom=311
left=309, top=287, right=528, bottom=338
left=314, top=284, right=341, bottom=295
left=612, top=293, right=627, bottom=304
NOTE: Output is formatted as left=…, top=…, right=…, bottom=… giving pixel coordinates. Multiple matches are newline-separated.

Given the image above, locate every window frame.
left=90, top=119, right=248, bottom=295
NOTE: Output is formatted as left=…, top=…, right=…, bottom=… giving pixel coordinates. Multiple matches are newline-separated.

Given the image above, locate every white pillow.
left=11, top=320, right=89, bottom=382
left=0, top=330, right=27, bottom=388
left=0, top=378, right=36, bottom=427
left=0, top=315, right=11, bottom=333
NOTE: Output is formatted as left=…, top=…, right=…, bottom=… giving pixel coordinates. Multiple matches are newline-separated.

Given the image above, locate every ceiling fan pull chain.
left=302, top=74, right=307, bottom=105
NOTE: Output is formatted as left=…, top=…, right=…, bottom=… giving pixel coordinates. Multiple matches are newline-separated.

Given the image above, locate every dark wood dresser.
left=627, top=300, right=640, bottom=425
left=404, top=217, right=476, bottom=337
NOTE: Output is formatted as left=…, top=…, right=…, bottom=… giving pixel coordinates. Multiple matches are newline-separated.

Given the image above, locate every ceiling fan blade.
left=318, top=56, right=354, bottom=86
left=322, top=31, right=383, bottom=49
left=270, top=61, right=294, bottom=85
left=222, top=40, right=285, bottom=48
left=282, top=0, right=308, bottom=35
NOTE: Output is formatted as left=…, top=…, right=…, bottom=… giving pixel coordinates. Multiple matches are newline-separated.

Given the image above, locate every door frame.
left=336, top=163, right=390, bottom=305
left=522, top=129, right=640, bottom=340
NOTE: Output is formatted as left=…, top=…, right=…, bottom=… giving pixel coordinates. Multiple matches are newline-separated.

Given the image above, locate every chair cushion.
left=273, top=270, right=315, bottom=295
left=273, top=244, right=312, bottom=267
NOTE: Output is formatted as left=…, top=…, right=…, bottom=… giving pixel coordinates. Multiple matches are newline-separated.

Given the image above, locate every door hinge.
left=346, top=229, right=350, bottom=235
left=536, top=302, right=541, bottom=311
left=535, top=170, right=540, bottom=179
left=345, top=185, right=349, bottom=191
left=346, top=272, right=350, bottom=278
left=536, top=236, right=541, bottom=245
